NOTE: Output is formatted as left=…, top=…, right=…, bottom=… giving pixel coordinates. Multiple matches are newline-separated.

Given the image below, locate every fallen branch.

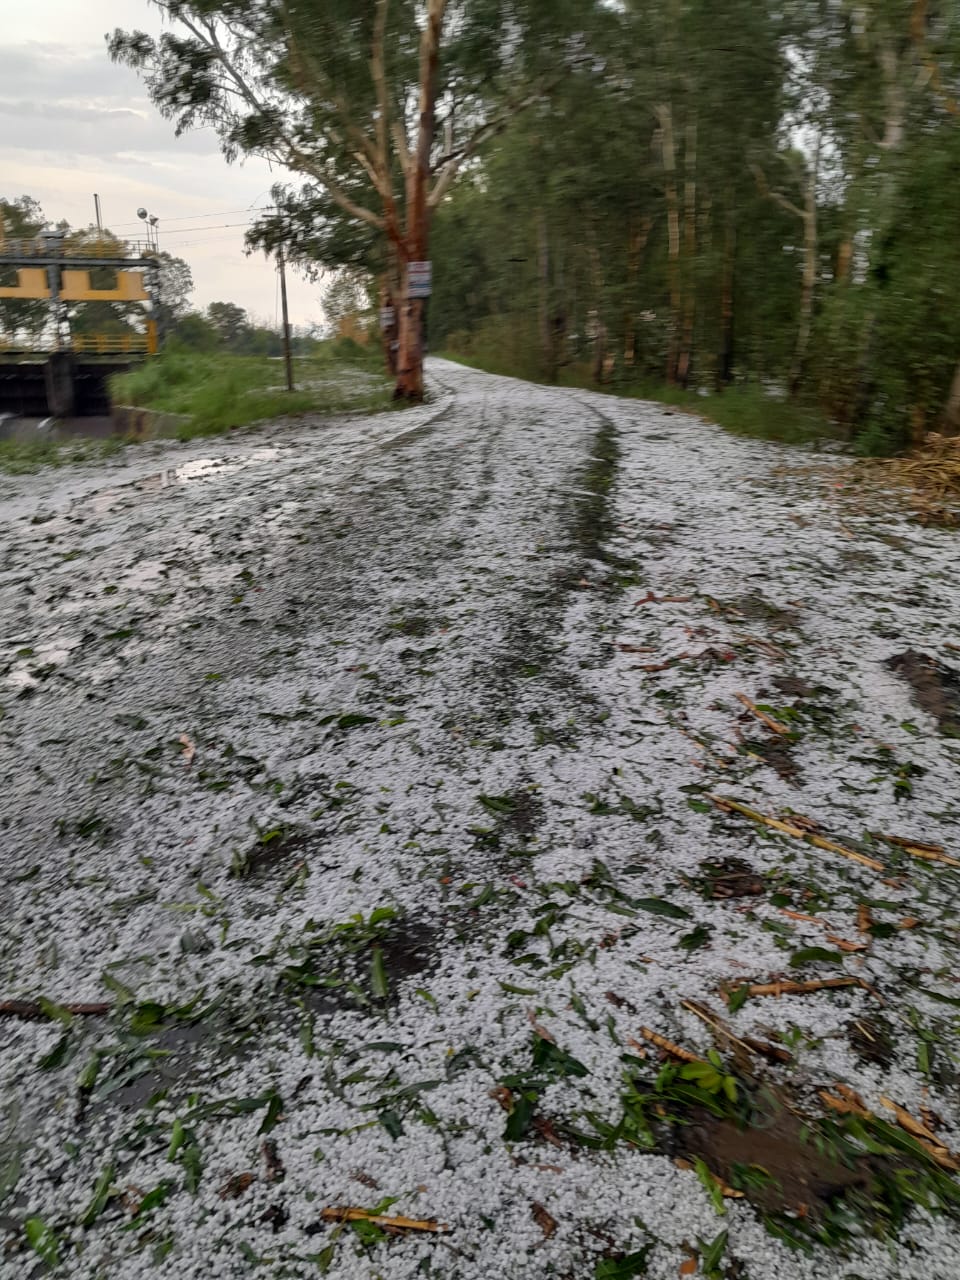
left=822, top=1090, right=960, bottom=1171
left=874, top=833, right=960, bottom=869
left=0, top=1000, right=110, bottom=1019
left=736, top=634, right=788, bottom=661
left=633, top=592, right=692, bottom=607
left=320, top=1207, right=449, bottom=1234
left=735, top=693, right=791, bottom=737
left=680, top=998, right=791, bottom=1064
left=708, top=796, right=886, bottom=873
left=809, top=833, right=885, bottom=873
left=637, top=1026, right=702, bottom=1064
left=741, top=978, right=863, bottom=1000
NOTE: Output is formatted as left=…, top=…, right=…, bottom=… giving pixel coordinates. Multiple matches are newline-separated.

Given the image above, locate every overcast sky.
left=1, top=1, right=324, bottom=327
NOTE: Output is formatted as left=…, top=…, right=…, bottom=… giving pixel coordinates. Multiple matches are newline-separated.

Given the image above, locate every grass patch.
left=435, top=346, right=545, bottom=384
left=0, top=435, right=125, bottom=475
left=440, top=350, right=837, bottom=448
left=111, top=342, right=393, bottom=440
left=0, top=343, right=393, bottom=473
left=648, top=384, right=836, bottom=448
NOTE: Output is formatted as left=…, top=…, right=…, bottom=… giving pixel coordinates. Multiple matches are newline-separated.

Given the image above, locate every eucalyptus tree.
left=109, top=0, right=599, bottom=400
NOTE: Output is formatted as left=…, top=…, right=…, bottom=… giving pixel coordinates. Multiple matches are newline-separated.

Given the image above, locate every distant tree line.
left=424, top=1, right=960, bottom=453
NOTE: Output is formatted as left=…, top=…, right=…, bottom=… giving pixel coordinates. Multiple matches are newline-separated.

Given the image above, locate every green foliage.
left=430, top=2, right=960, bottom=454
left=24, top=1217, right=60, bottom=1267
left=594, top=1245, right=653, bottom=1278
left=680, top=1052, right=738, bottom=1105
left=110, top=345, right=390, bottom=438
left=608, top=1051, right=960, bottom=1255
left=698, top=1229, right=729, bottom=1280
left=0, top=195, right=49, bottom=342
left=0, top=433, right=126, bottom=477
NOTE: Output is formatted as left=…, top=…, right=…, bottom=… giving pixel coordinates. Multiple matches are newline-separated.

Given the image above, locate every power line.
left=109, top=205, right=276, bottom=230
left=161, top=219, right=262, bottom=236
left=162, top=235, right=256, bottom=249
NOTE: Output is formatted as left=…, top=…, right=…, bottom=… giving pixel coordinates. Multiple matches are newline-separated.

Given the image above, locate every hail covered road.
left=2, top=359, right=959, bottom=1279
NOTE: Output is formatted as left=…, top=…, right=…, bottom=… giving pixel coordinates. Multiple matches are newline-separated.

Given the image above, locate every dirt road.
left=2, top=360, right=959, bottom=1278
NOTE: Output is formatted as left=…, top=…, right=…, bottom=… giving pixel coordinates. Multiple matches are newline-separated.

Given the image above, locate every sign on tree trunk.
left=408, top=262, right=433, bottom=299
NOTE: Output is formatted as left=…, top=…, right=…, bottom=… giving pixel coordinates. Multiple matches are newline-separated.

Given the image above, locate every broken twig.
left=320, top=1207, right=448, bottom=1234
left=741, top=978, right=863, bottom=1000
left=0, top=1000, right=110, bottom=1019
left=735, top=692, right=791, bottom=737
left=708, top=796, right=886, bottom=873
left=681, top=998, right=792, bottom=1064
left=874, top=833, right=960, bottom=869
left=636, top=1026, right=702, bottom=1063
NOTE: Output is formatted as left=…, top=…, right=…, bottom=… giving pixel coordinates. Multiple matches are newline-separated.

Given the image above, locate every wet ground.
left=1, top=360, right=959, bottom=1279
left=0, top=415, right=118, bottom=440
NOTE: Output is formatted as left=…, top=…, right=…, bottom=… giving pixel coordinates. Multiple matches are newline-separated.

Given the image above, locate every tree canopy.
left=109, top=0, right=608, bottom=397
left=109, top=1, right=960, bottom=440
left=427, top=0, right=960, bottom=450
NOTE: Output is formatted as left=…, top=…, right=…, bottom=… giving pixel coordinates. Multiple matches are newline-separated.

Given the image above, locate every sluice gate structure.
left=0, top=231, right=159, bottom=420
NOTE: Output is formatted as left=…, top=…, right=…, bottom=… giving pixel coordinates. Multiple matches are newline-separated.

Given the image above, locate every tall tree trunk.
left=394, top=0, right=445, bottom=402
left=537, top=208, right=556, bottom=381
left=656, top=104, right=682, bottom=385
left=944, top=358, right=960, bottom=435
left=623, top=217, right=653, bottom=369
left=677, top=116, right=698, bottom=388
left=789, top=146, right=819, bottom=398
left=588, top=243, right=607, bottom=385
left=379, top=250, right=400, bottom=376
left=878, top=39, right=906, bottom=152
left=396, top=275, right=426, bottom=401
left=717, top=196, right=737, bottom=390
left=836, top=237, right=854, bottom=284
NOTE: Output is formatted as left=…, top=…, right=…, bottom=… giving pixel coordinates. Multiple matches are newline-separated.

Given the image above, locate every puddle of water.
left=77, top=449, right=283, bottom=516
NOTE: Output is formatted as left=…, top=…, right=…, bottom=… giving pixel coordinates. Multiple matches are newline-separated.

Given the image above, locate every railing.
left=0, top=238, right=156, bottom=261
left=0, top=334, right=155, bottom=356
left=71, top=334, right=152, bottom=355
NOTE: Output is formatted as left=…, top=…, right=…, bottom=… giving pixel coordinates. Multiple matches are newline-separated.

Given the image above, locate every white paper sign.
left=408, top=261, right=432, bottom=298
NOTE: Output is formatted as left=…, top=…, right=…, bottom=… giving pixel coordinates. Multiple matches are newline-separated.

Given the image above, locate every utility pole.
left=278, top=242, right=295, bottom=392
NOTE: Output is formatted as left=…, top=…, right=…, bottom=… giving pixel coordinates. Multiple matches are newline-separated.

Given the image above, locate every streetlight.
left=136, top=208, right=160, bottom=253
left=136, top=209, right=163, bottom=351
